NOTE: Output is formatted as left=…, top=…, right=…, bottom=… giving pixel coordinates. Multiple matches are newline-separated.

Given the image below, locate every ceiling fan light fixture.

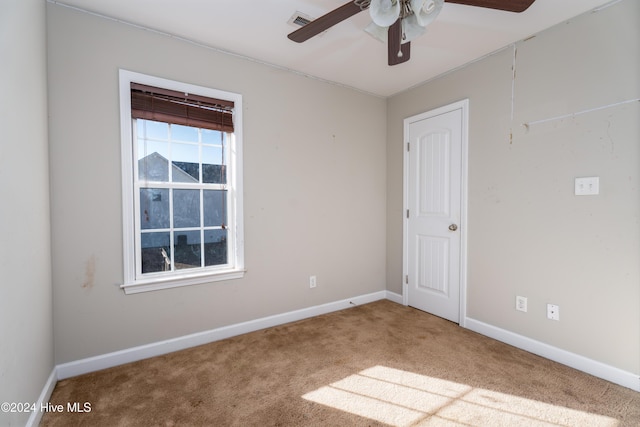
left=411, top=0, right=444, bottom=27
left=369, top=0, right=401, bottom=27
left=368, top=0, right=443, bottom=45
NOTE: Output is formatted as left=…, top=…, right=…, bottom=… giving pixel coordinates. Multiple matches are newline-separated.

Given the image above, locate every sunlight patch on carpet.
left=302, top=366, right=619, bottom=426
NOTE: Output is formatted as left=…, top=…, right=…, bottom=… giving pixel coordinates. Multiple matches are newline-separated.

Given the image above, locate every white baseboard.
left=57, top=290, right=391, bottom=380
left=465, top=317, right=640, bottom=392
left=54, top=293, right=638, bottom=393
left=25, top=368, right=58, bottom=427
left=385, top=290, right=403, bottom=304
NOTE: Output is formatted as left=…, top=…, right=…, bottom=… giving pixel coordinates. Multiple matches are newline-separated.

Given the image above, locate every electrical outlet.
left=547, top=304, right=559, bottom=321
left=309, top=275, right=317, bottom=289
left=516, top=296, right=527, bottom=312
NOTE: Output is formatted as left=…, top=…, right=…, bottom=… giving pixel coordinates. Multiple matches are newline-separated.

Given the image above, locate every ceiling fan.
left=288, top=0, right=536, bottom=66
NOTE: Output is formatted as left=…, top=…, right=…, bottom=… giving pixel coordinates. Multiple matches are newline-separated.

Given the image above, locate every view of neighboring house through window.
left=136, top=120, right=229, bottom=273
left=119, top=70, right=244, bottom=293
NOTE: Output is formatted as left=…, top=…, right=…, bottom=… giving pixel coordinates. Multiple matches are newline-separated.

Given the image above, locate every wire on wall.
left=522, top=98, right=640, bottom=133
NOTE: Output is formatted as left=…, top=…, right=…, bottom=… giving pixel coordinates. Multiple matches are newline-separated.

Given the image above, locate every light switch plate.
left=575, top=177, right=599, bottom=196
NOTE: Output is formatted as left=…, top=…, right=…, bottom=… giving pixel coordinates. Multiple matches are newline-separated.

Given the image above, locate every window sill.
left=121, top=269, right=245, bottom=294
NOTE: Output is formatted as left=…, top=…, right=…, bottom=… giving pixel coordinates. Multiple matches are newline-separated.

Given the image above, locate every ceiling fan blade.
left=388, top=19, right=410, bottom=66
left=288, top=1, right=365, bottom=43
left=445, top=0, right=535, bottom=13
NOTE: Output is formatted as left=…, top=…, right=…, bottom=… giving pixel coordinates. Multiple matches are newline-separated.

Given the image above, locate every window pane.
left=202, top=129, right=223, bottom=145
left=203, top=145, right=226, bottom=184
left=203, top=190, right=227, bottom=227
left=140, top=188, right=170, bottom=229
left=141, top=232, right=170, bottom=273
left=173, top=189, right=200, bottom=228
left=138, top=142, right=170, bottom=182
left=203, top=164, right=226, bottom=184
left=202, top=145, right=223, bottom=165
left=204, top=229, right=227, bottom=266
left=174, top=230, right=201, bottom=270
left=171, top=124, right=198, bottom=142
left=145, top=120, right=169, bottom=141
left=172, top=143, right=199, bottom=182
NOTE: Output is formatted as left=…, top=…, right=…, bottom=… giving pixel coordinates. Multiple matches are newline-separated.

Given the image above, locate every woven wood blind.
left=130, top=83, right=234, bottom=132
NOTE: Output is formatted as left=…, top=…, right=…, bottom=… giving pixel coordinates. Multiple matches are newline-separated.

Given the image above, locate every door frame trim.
left=402, top=99, right=469, bottom=327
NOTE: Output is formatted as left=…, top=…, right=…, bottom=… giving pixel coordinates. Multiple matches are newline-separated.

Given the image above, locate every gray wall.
left=47, top=3, right=387, bottom=364
left=0, top=0, right=54, bottom=425
left=387, top=0, right=639, bottom=374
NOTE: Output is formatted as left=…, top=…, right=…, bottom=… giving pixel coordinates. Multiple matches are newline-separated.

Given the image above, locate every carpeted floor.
left=41, top=300, right=640, bottom=426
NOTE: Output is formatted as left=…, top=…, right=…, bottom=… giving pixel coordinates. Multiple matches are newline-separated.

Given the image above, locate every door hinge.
left=407, top=142, right=410, bottom=151
left=406, top=209, right=410, bottom=219
left=405, top=275, right=409, bottom=284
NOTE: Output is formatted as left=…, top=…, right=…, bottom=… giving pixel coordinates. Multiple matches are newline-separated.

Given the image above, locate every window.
left=119, top=70, right=244, bottom=294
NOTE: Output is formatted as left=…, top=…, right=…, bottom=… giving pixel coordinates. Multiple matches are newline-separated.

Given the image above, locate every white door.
left=404, top=101, right=467, bottom=323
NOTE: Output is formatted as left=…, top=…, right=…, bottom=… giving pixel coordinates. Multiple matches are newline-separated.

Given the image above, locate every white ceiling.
left=55, top=0, right=613, bottom=97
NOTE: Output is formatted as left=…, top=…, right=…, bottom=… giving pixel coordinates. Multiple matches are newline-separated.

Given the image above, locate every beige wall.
left=47, top=3, right=387, bottom=364
left=387, top=0, right=639, bottom=374
left=0, top=0, right=54, bottom=425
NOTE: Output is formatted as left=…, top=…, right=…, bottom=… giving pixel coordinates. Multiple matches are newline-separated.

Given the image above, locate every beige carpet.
left=41, top=300, right=640, bottom=426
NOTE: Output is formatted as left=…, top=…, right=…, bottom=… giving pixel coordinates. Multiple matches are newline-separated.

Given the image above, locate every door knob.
left=449, top=224, right=458, bottom=231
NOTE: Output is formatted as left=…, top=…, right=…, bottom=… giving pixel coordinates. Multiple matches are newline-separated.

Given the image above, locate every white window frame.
left=119, top=69, right=244, bottom=294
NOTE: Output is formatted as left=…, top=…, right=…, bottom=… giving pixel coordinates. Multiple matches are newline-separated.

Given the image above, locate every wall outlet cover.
left=547, top=303, right=560, bottom=321
left=516, top=296, right=527, bottom=312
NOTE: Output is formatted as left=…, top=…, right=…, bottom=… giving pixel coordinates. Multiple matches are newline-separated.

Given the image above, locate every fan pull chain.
left=399, top=25, right=407, bottom=57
